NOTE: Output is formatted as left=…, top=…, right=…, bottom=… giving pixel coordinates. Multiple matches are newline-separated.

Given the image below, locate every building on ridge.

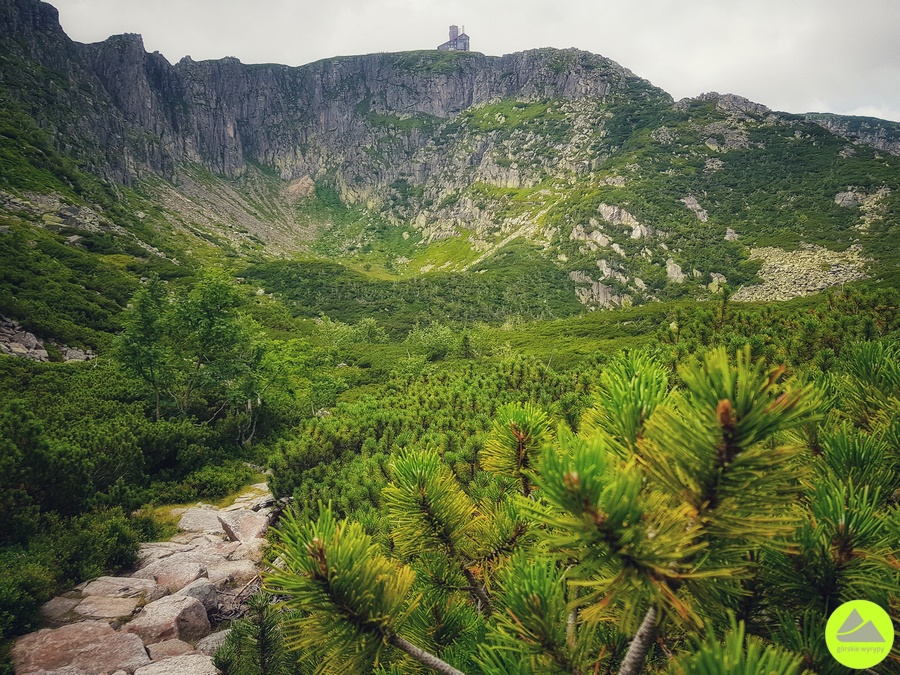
left=437, top=25, right=470, bottom=51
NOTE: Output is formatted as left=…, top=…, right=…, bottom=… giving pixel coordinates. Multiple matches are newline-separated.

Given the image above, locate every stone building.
left=438, top=25, right=470, bottom=51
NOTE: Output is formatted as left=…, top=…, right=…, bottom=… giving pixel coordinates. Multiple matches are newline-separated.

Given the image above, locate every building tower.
left=437, top=24, right=470, bottom=51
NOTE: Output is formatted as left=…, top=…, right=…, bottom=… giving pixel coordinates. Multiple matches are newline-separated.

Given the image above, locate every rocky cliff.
left=2, top=0, right=898, bottom=307
left=0, top=0, right=658, bottom=184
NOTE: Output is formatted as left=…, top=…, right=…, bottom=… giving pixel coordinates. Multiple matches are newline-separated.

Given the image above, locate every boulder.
left=666, top=259, right=686, bottom=283
left=195, top=629, right=231, bottom=656
left=123, top=595, right=210, bottom=645
left=133, top=559, right=206, bottom=592
left=174, top=578, right=218, bottom=611
left=835, top=191, right=860, bottom=208
left=217, top=511, right=268, bottom=543
left=146, top=639, right=196, bottom=660
left=19, top=332, right=39, bottom=350
left=73, top=595, right=140, bottom=620
left=81, top=576, right=168, bottom=602
left=133, top=654, right=219, bottom=675
left=13, top=621, right=150, bottom=674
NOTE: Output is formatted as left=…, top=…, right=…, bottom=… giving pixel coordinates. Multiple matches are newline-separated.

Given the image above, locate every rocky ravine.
left=13, top=484, right=276, bottom=675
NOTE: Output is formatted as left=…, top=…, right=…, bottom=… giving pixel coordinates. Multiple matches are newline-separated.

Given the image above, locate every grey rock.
left=19, top=332, right=39, bottom=350
left=40, top=597, right=81, bottom=624
left=178, top=506, right=226, bottom=534
left=13, top=621, right=150, bottom=675
left=133, top=560, right=207, bottom=592
left=708, top=273, right=728, bottom=293
left=133, top=654, right=220, bottom=675
left=138, top=541, right=198, bottom=566
left=216, top=510, right=269, bottom=543
left=146, top=639, right=196, bottom=661
left=666, top=259, right=686, bottom=283
left=231, top=538, right=266, bottom=564
left=72, top=595, right=140, bottom=620
left=597, top=203, right=640, bottom=228
left=195, top=629, right=231, bottom=656
left=205, top=559, right=258, bottom=589
left=81, top=576, right=168, bottom=602
left=174, top=579, right=218, bottom=612
left=835, top=191, right=860, bottom=208
left=681, top=195, right=709, bottom=222
left=123, top=595, right=210, bottom=645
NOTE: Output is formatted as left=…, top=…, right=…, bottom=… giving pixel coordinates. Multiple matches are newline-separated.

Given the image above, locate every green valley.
left=0, top=0, right=898, bottom=672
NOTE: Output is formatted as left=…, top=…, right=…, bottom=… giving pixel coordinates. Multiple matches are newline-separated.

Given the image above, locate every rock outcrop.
left=14, top=483, right=275, bottom=675
left=0, top=315, right=96, bottom=363
left=808, top=113, right=900, bottom=157
left=681, top=195, right=709, bottom=222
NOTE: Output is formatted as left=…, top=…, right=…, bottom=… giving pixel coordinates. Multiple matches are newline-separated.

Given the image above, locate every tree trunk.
left=389, top=634, right=466, bottom=675
left=618, top=606, right=659, bottom=675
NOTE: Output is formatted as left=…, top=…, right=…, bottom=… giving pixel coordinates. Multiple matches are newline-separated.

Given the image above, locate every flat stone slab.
left=134, top=654, right=219, bottom=675
left=13, top=621, right=150, bottom=674
left=217, top=511, right=268, bottom=543
left=81, top=576, right=167, bottom=602
left=231, top=538, right=266, bottom=563
left=178, top=505, right=225, bottom=534
left=137, top=541, right=197, bottom=567
left=133, top=560, right=207, bottom=592
left=73, top=596, right=139, bottom=620
left=146, top=639, right=196, bottom=660
left=40, top=597, right=81, bottom=624
left=123, top=595, right=210, bottom=645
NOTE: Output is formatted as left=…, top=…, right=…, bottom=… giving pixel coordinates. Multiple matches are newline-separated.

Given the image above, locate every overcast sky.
left=51, top=0, right=900, bottom=122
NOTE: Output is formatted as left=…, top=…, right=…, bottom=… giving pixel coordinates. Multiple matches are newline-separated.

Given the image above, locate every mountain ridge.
left=1, top=0, right=899, bottom=312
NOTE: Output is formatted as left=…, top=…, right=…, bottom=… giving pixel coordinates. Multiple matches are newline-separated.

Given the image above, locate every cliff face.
left=0, top=0, right=660, bottom=185
left=4, top=0, right=899, bottom=309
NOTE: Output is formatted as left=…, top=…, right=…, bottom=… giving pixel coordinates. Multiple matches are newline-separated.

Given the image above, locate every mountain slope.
left=1, top=0, right=899, bottom=313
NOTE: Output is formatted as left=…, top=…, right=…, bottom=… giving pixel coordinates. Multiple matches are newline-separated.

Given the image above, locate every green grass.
left=245, top=242, right=584, bottom=335
left=462, top=99, right=567, bottom=133
left=391, top=50, right=480, bottom=75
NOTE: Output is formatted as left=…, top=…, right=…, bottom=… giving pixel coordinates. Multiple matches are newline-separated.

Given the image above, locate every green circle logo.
left=826, top=600, right=894, bottom=669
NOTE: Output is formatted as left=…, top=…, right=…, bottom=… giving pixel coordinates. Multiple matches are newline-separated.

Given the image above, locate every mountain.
left=1, top=0, right=899, bottom=327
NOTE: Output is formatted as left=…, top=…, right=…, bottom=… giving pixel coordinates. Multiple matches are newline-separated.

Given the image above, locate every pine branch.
left=462, top=567, right=493, bottom=616
left=389, top=634, right=467, bottom=675
left=617, top=605, right=658, bottom=675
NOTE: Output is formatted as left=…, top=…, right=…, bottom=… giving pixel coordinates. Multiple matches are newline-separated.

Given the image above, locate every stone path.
left=13, top=483, right=275, bottom=675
